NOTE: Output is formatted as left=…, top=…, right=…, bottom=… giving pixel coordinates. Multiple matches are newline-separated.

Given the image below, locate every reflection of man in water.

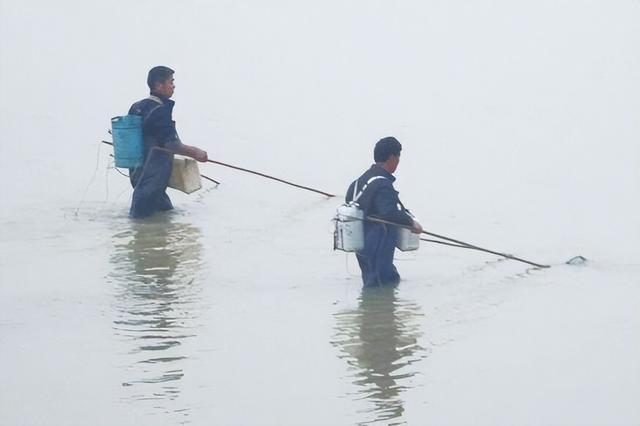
left=333, top=285, right=424, bottom=424
left=109, top=216, right=203, bottom=405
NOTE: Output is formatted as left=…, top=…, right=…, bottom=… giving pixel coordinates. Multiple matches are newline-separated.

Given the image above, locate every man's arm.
left=173, top=144, right=208, bottom=162
left=373, top=185, right=423, bottom=233
left=146, top=107, right=208, bottom=162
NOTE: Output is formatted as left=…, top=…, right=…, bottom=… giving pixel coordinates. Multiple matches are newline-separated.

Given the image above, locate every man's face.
left=155, top=76, right=175, bottom=98
left=389, top=154, right=400, bottom=173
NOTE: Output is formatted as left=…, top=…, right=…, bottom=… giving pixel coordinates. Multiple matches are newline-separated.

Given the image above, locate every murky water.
left=332, top=286, right=425, bottom=424
left=1, top=188, right=638, bottom=425
left=0, top=202, right=435, bottom=425
left=109, top=217, right=205, bottom=416
left=1, top=168, right=638, bottom=425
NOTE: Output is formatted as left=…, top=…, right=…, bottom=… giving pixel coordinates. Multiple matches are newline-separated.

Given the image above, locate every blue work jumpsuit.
left=128, top=94, right=180, bottom=219
left=346, top=165, right=414, bottom=287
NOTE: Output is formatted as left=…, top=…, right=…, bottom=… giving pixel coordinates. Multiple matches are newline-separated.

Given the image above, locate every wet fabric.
left=129, top=151, right=174, bottom=217
left=127, top=94, right=181, bottom=219
left=346, top=164, right=414, bottom=287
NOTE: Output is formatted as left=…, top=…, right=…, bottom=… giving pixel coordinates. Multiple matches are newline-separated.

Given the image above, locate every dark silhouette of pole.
left=367, top=216, right=550, bottom=268
left=420, top=238, right=469, bottom=249
left=104, top=141, right=333, bottom=197
left=198, top=174, right=220, bottom=185
left=205, top=158, right=335, bottom=198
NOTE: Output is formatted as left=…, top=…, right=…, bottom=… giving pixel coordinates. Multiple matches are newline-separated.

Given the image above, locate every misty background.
left=1, top=1, right=639, bottom=425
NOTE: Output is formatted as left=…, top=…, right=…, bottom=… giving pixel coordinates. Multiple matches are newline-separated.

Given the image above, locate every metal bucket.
left=111, top=115, right=144, bottom=168
left=334, top=204, right=364, bottom=252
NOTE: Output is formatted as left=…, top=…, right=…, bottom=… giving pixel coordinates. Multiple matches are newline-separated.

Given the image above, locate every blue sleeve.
left=144, top=106, right=180, bottom=149
left=372, top=184, right=414, bottom=227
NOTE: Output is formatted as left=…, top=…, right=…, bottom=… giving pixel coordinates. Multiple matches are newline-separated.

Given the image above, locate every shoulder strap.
left=140, top=96, right=164, bottom=124
left=147, top=95, right=164, bottom=105
left=352, top=175, right=387, bottom=203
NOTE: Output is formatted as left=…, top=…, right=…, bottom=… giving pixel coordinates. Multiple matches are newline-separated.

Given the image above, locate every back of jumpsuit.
left=346, top=164, right=414, bottom=287
left=127, top=95, right=180, bottom=219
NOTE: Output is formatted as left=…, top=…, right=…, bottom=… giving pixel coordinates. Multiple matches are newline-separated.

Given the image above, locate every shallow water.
left=0, top=203, right=414, bottom=424
left=5, top=196, right=634, bottom=426
left=0, top=201, right=531, bottom=425
left=109, top=218, right=205, bottom=410
left=332, top=286, right=426, bottom=424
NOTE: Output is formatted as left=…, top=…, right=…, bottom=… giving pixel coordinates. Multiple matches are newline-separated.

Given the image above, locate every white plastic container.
left=396, top=227, right=420, bottom=251
left=168, top=157, right=202, bottom=194
left=334, top=204, right=364, bottom=252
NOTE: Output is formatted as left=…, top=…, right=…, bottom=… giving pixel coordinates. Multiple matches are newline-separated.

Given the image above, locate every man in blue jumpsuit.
left=346, top=137, right=423, bottom=287
left=128, top=66, right=208, bottom=219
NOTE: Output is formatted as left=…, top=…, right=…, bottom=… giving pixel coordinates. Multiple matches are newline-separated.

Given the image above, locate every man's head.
left=374, top=136, right=402, bottom=174
left=147, top=66, right=175, bottom=98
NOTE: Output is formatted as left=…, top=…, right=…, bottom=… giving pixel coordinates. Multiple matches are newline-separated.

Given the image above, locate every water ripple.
left=332, top=285, right=426, bottom=425
left=108, top=215, right=204, bottom=419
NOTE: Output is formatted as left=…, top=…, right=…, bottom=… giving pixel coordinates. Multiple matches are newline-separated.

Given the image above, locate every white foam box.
left=396, top=227, right=420, bottom=251
left=168, top=157, right=202, bottom=194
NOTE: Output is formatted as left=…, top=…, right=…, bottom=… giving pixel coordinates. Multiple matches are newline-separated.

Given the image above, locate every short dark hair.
left=147, top=66, right=174, bottom=90
left=374, top=137, right=402, bottom=162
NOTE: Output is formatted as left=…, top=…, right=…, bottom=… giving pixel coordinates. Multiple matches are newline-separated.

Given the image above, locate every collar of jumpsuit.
left=371, top=163, right=396, bottom=182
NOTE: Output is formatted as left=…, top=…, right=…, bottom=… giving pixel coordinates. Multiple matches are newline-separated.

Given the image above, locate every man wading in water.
left=346, top=137, right=423, bottom=287
left=128, top=66, right=208, bottom=219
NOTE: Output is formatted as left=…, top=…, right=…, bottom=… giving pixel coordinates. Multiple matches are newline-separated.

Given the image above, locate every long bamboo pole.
left=420, top=237, right=471, bottom=249
left=103, top=141, right=333, bottom=197
left=101, top=140, right=220, bottom=185
left=368, top=216, right=550, bottom=268
left=205, top=158, right=336, bottom=198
